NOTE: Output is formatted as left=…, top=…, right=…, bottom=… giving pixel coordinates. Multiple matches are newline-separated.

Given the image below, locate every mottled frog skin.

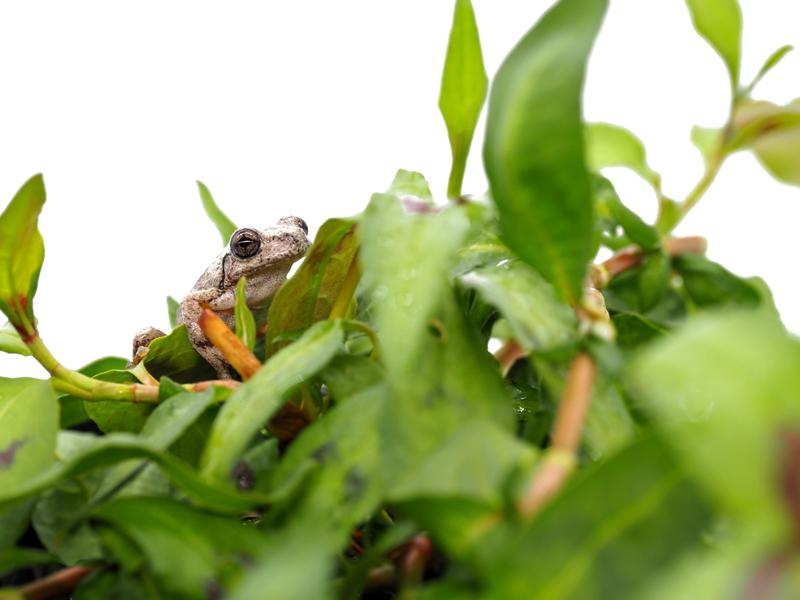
left=132, top=216, right=309, bottom=378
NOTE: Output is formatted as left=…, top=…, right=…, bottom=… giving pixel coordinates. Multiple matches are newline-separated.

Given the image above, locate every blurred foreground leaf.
left=630, top=310, right=800, bottom=528
left=482, top=435, right=712, bottom=599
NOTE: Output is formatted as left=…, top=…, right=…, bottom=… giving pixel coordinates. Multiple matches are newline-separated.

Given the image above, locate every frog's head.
left=224, top=216, right=310, bottom=283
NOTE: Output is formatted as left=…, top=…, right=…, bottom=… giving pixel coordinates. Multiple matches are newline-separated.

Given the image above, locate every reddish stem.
left=19, top=566, right=93, bottom=600
left=518, top=353, right=596, bottom=519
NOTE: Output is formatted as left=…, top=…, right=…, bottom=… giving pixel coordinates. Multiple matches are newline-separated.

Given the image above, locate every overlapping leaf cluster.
left=1, top=0, right=800, bottom=598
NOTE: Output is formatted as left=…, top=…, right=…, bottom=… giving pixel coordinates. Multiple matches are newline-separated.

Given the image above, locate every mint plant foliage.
left=1, top=1, right=799, bottom=598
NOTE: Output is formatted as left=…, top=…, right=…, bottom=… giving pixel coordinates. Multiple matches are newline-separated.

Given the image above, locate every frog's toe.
left=131, top=326, right=166, bottom=363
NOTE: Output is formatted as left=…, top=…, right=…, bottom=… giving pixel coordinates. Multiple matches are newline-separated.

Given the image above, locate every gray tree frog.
left=132, top=216, right=310, bottom=378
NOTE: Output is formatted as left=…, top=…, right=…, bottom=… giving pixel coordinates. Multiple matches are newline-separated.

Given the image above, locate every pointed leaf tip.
left=197, top=180, right=237, bottom=245
left=484, top=0, right=609, bottom=302
left=685, top=0, right=742, bottom=89
left=439, top=0, right=488, bottom=199
left=0, top=174, right=47, bottom=337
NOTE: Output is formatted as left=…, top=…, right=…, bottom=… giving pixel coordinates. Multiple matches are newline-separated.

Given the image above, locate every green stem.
left=28, top=335, right=159, bottom=403
left=343, top=319, right=382, bottom=360
left=678, top=155, right=724, bottom=223
left=447, top=142, right=467, bottom=200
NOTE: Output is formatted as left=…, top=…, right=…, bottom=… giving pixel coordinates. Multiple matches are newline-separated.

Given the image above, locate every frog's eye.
left=230, top=228, right=261, bottom=259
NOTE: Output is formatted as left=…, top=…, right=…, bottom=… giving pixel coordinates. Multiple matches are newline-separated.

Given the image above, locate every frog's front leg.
left=178, top=288, right=236, bottom=379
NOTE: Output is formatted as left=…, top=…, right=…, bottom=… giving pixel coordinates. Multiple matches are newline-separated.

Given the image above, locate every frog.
left=131, top=216, right=310, bottom=379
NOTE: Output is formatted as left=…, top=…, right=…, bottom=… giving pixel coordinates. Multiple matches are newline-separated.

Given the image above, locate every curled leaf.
left=730, top=100, right=800, bottom=186
left=585, top=122, right=661, bottom=189
left=0, top=322, right=31, bottom=356
left=0, top=175, right=46, bottom=340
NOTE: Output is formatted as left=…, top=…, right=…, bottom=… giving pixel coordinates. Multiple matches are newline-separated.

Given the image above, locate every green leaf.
left=58, top=364, right=130, bottom=428
left=201, top=319, right=344, bottom=483
left=229, top=519, right=336, bottom=600
left=93, top=497, right=269, bottom=599
left=318, top=353, right=384, bottom=404
left=270, top=384, right=385, bottom=524
left=481, top=435, right=712, bottom=600
left=638, top=252, right=670, bottom=312
left=0, top=433, right=274, bottom=513
left=360, top=194, right=513, bottom=484
left=439, top=0, right=488, bottom=198
left=0, top=322, right=30, bottom=356
left=142, top=324, right=217, bottom=382
left=673, top=253, right=759, bottom=308
left=483, top=0, right=608, bottom=302
left=0, top=547, right=55, bottom=578
left=0, top=378, right=58, bottom=549
left=389, top=421, right=535, bottom=505
left=82, top=369, right=151, bottom=434
left=197, top=180, right=237, bottom=245
left=744, top=44, right=793, bottom=96
left=234, top=277, right=256, bottom=351
left=612, top=312, right=667, bottom=352
left=93, top=389, right=217, bottom=499
left=458, top=259, right=576, bottom=352
left=534, top=358, right=635, bottom=459
left=685, top=0, right=742, bottom=88
left=166, top=296, right=179, bottom=330
left=79, top=356, right=129, bottom=377
left=0, top=174, right=46, bottom=338
left=33, top=479, right=104, bottom=565
left=267, top=219, right=358, bottom=353
left=585, top=123, right=660, bottom=188
left=629, top=310, right=800, bottom=525
left=360, top=194, right=469, bottom=377
left=386, top=169, right=434, bottom=202
left=605, top=193, right=661, bottom=252
left=728, top=100, right=800, bottom=185
left=73, top=569, right=150, bottom=600
left=752, top=123, right=800, bottom=186
left=690, top=125, right=722, bottom=168
left=603, top=266, right=688, bottom=327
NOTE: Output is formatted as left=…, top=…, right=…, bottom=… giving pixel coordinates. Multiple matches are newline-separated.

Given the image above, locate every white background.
left=1, top=1, right=798, bottom=378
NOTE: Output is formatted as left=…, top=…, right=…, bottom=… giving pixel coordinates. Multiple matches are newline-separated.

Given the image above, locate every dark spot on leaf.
left=206, top=579, right=223, bottom=600
left=0, top=439, right=27, bottom=469
left=312, top=441, right=338, bottom=463
left=235, top=552, right=257, bottom=568
left=232, top=460, right=255, bottom=491
left=778, top=429, right=800, bottom=535
left=345, top=468, right=366, bottom=501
